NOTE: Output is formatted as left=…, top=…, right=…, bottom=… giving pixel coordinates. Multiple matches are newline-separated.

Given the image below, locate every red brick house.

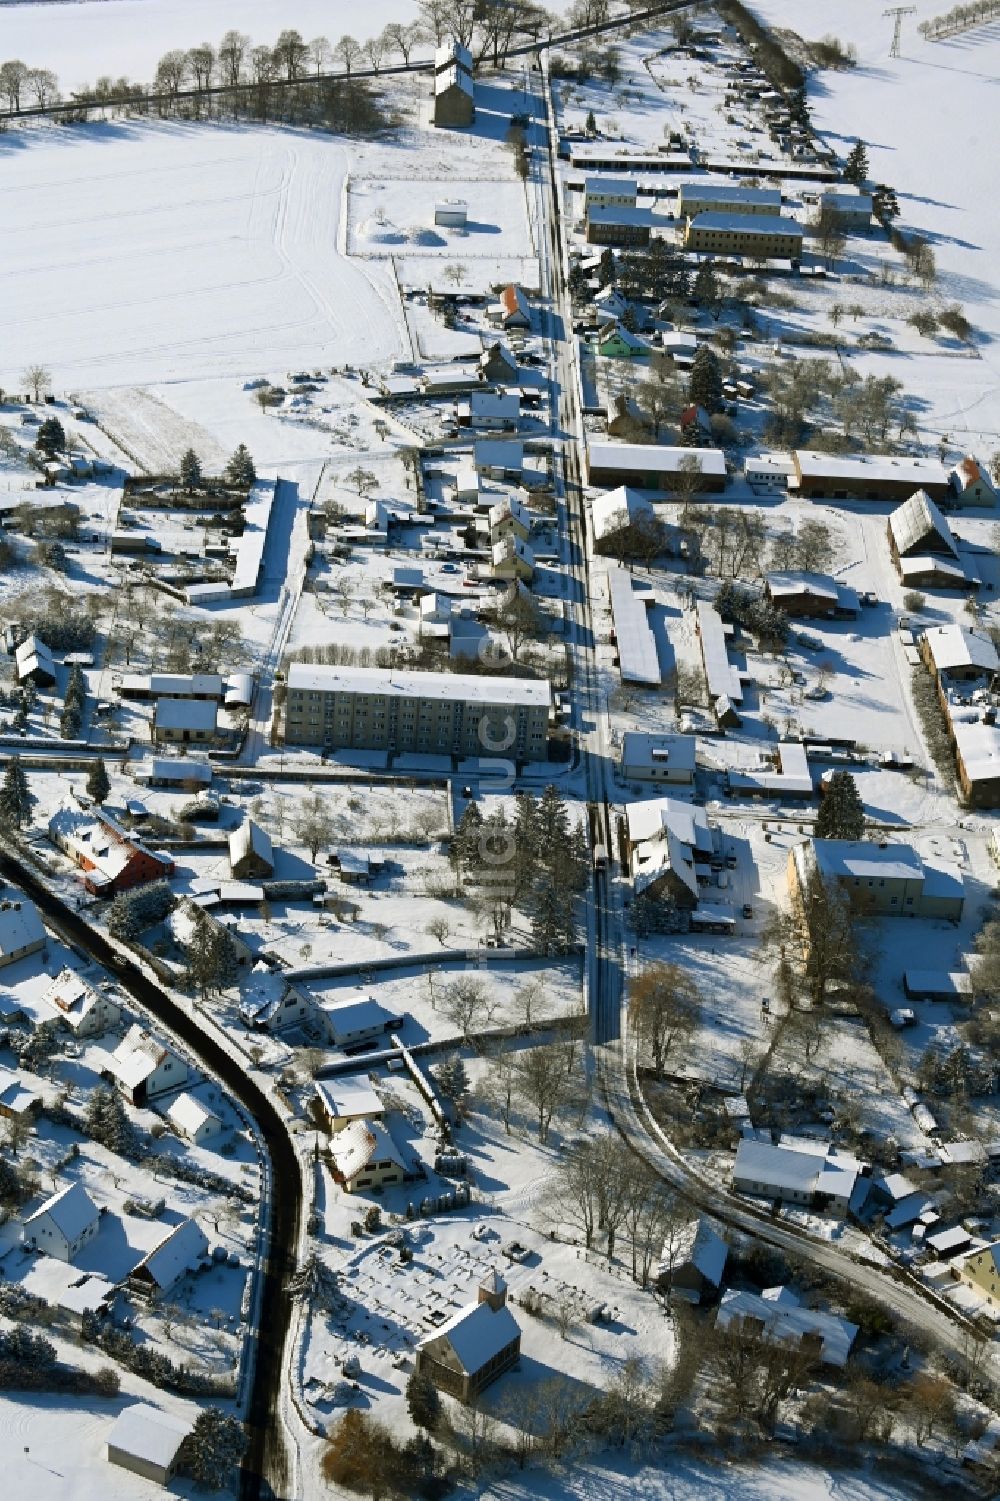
left=48, top=805, right=174, bottom=896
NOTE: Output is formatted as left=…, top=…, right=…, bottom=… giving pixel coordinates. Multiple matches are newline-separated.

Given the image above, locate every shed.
left=434, top=199, right=468, bottom=228
left=106, top=1403, right=194, bottom=1485
left=165, top=1091, right=223, bottom=1146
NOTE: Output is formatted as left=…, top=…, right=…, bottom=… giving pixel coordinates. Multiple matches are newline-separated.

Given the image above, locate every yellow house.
left=329, top=1119, right=405, bottom=1193
left=956, top=1244, right=1000, bottom=1304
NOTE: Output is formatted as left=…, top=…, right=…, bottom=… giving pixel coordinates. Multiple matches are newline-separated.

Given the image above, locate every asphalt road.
left=0, top=848, right=301, bottom=1499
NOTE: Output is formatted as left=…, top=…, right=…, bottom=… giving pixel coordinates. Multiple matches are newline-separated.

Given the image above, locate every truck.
left=592, top=844, right=608, bottom=872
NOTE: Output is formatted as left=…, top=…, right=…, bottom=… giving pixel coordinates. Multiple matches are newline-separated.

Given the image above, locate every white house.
left=128, top=1218, right=209, bottom=1300
left=106, top=1403, right=194, bottom=1486
left=620, top=731, right=696, bottom=785
left=733, top=1137, right=862, bottom=1213
left=107, top=1024, right=189, bottom=1106
left=0, top=897, right=46, bottom=969
left=23, top=1182, right=100, bottom=1262
left=468, top=391, right=520, bottom=431
left=238, top=965, right=317, bottom=1033
left=165, top=1091, right=222, bottom=1146
left=39, top=967, right=121, bottom=1037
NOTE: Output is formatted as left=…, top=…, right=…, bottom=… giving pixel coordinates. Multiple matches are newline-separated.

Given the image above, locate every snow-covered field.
left=347, top=176, right=534, bottom=260
left=0, top=121, right=406, bottom=390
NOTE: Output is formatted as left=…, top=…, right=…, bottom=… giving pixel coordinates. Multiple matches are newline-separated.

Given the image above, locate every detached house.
left=329, top=1118, right=405, bottom=1192
left=479, top=342, right=518, bottom=383
left=152, top=697, right=218, bottom=746
left=107, top=1024, right=188, bottom=1106
left=15, top=635, right=56, bottom=688
left=40, top=967, right=121, bottom=1037
left=491, top=285, right=531, bottom=331
left=238, top=965, right=317, bottom=1033
left=49, top=805, right=174, bottom=896
left=128, top=1218, right=209, bottom=1300
left=23, top=1182, right=100, bottom=1262
left=0, top=896, right=46, bottom=969
left=491, top=537, right=535, bottom=583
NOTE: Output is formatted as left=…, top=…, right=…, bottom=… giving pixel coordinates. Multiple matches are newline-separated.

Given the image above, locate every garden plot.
left=303, top=957, right=583, bottom=1050
left=0, top=122, right=405, bottom=391
left=347, top=179, right=534, bottom=261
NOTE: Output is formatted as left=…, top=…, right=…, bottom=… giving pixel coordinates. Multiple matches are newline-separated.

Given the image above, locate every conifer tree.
left=0, top=757, right=33, bottom=830
left=179, top=447, right=202, bottom=493
left=688, top=345, right=723, bottom=413
left=225, top=443, right=256, bottom=488
left=406, top=1370, right=442, bottom=1432
left=177, top=1408, right=247, bottom=1490
left=815, top=770, right=866, bottom=841
left=844, top=139, right=869, bottom=186
left=86, top=758, right=110, bottom=805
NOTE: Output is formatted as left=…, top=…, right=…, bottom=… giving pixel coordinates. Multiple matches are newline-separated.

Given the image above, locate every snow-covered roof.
left=734, top=1138, right=860, bottom=1202
left=109, top=1023, right=179, bottom=1090
left=765, top=570, right=839, bottom=602
left=315, top=1077, right=384, bottom=1123
left=888, top=490, right=958, bottom=558
left=287, top=663, right=550, bottom=711
left=470, top=391, right=520, bottom=419
left=688, top=211, right=802, bottom=236
left=488, top=494, right=531, bottom=531
left=474, top=438, right=524, bottom=471
left=329, top=1119, right=404, bottom=1179
left=154, top=697, right=217, bottom=732
left=225, top=672, right=254, bottom=706
left=25, top=1181, right=99, bottom=1238
left=587, top=204, right=654, bottom=228
left=134, top=1218, right=209, bottom=1289
left=418, top=1298, right=521, bottom=1374
left=434, top=40, right=472, bottom=73
left=592, top=486, right=655, bottom=542
left=0, top=1066, right=39, bottom=1116
left=15, top=635, right=54, bottom=673
left=679, top=182, right=781, bottom=209
left=40, top=967, right=113, bottom=1028
left=135, top=758, right=213, bottom=785
left=228, top=819, right=273, bottom=869
left=695, top=601, right=742, bottom=703
left=820, top=190, right=873, bottom=213
left=716, top=1288, right=858, bottom=1367
left=119, top=672, right=224, bottom=698
left=924, top=624, right=998, bottom=675
left=0, top=896, right=45, bottom=958
left=588, top=441, right=727, bottom=479
left=952, top=717, right=1000, bottom=785
left=166, top=1091, right=221, bottom=1139
left=585, top=174, right=638, bottom=199
left=607, top=566, right=660, bottom=686
left=49, top=805, right=170, bottom=885
left=951, top=455, right=995, bottom=494
left=106, top=1403, right=193, bottom=1467
left=679, top=1219, right=728, bottom=1288
left=323, top=996, right=398, bottom=1044
left=792, top=450, right=949, bottom=488
left=620, top=731, right=697, bottom=774
left=626, top=796, right=711, bottom=852
left=727, top=741, right=812, bottom=798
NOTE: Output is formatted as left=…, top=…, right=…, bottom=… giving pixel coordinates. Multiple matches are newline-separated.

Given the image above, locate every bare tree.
left=515, top=1043, right=578, bottom=1143
left=292, top=790, right=335, bottom=861
left=628, top=964, right=702, bottom=1078
left=439, top=976, right=494, bottom=1043
left=334, top=35, right=362, bottom=74
left=22, top=364, right=51, bottom=402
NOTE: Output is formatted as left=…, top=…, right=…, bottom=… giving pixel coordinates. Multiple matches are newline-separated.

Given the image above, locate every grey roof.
left=620, top=731, right=697, bottom=773
left=137, top=758, right=212, bottom=785
left=924, top=625, right=999, bottom=675
left=324, top=997, right=398, bottom=1042
left=588, top=441, right=726, bottom=478
left=734, top=1138, right=822, bottom=1196
left=888, top=490, right=958, bottom=558
left=229, top=819, right=273, bottom=869
left=679, top=182, right=781, bottom=208
left=717, top=1287, right=857, bottom=1367
left=695, top=601, right=742, bottom=703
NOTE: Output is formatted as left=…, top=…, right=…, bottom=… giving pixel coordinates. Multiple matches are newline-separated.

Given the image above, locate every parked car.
left=742, top=904, right=754, bottom=919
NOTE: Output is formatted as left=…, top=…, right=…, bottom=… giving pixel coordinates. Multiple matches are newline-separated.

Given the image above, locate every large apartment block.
left=284, top=665, right=551, bottom=761
left=684, top=212, right=803, bottom=259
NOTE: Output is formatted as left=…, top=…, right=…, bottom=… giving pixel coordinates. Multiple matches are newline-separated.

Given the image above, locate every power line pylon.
left=883, top=6, right=916, bottom=57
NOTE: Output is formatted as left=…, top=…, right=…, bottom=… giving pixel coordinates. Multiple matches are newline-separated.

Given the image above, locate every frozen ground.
left=0, top=121, right=406, bottom=390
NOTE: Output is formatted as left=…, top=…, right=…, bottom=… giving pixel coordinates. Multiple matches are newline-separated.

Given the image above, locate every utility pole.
left=883, top=6, right=916, bottom=57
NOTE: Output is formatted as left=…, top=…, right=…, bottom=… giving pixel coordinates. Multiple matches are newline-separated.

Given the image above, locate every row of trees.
left=178, top=443, right=256, bottom=493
